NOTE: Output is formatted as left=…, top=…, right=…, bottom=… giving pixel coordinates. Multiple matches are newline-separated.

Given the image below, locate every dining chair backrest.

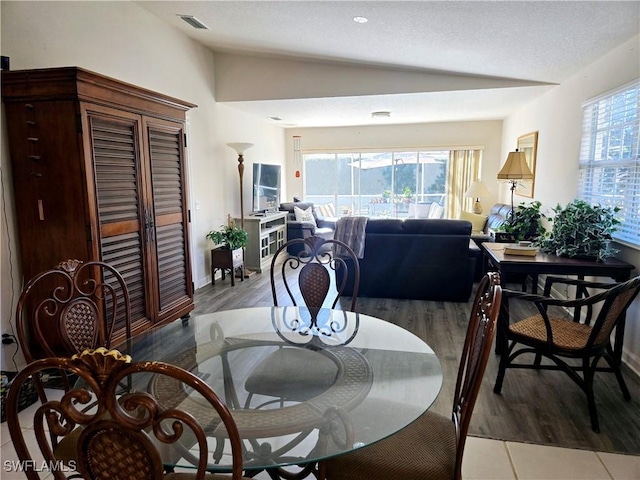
left=16, top=258, right=134, bottom=411
left=270, top=236, right=360, bottom=312
left=6, top=348, right=245, bottom=480
left=16, top=259, right=132, bottom=363
left=452, top=271, right=502, bottom=478
left=584, top=276, right=640, bottom=349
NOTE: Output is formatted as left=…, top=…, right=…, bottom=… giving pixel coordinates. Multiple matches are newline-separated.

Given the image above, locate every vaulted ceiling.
left=138, top=1, right=640, bottom=127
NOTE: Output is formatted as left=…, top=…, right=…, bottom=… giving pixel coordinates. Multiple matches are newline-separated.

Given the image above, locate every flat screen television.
left=252, top=163, right=281, bottom=212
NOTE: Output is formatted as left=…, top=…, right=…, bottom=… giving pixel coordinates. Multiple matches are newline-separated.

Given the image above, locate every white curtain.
left=446, top=149, right=482, bottom=219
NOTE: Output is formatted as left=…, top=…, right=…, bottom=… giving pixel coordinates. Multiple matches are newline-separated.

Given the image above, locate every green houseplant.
left=539, top=199, right=620, bottom=261
left=206, top=224, right=248, bottom=250
left=496, top=201, right=546, bottom=242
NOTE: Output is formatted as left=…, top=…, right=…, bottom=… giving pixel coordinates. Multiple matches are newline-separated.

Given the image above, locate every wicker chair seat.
left=324, top=409, right=456, bottom=480
left=244, top=348, right=339, bottom=401
left=509, top=314, right=592, bottom=351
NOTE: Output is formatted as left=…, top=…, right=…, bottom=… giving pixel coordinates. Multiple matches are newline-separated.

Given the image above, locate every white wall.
left=285, top=120, right=503, bottom=208
left=502, top=35, right=640, bottom=372
left=0, top=1, right=285, bottom=369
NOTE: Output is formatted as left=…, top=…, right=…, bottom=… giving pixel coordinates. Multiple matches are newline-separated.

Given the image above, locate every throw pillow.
left=459, top=211, right=488, bottom=234
left=294, top=206, right=317, bottom=227
left=428, top=203, right=445, bottom=219
left=316, top=203, right=336, bottom=218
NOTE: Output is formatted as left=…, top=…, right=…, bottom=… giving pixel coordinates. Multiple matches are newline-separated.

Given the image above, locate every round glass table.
left=126, top=306, right=443, bottom=476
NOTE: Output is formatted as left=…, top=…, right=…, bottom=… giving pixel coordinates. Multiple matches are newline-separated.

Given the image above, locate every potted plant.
left=402, top=186, right=413, bottom=203
left=206, top=223, right=248, bottom=286
left=539, top=199, right=620, bottom=261
left=495, top=201, right=546, bottom=243
left=206, top=224, right=248, bottom=250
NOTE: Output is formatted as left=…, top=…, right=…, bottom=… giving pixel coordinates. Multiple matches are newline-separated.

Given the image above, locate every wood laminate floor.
left=193, top=270, right=640, bottom=455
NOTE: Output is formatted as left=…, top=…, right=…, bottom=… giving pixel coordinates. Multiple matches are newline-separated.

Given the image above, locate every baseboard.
left=195, top=275, right=211, bottom=290
left=622, top=350, right=640, bottom=377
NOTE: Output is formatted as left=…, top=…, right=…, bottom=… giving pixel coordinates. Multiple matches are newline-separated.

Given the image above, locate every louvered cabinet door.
left=143, top=117, right=193, bottom=322
left=86, top=109, right=154, bottom=336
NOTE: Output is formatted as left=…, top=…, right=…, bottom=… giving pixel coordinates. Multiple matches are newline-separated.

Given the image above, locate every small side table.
left=211, top=247, right=244, bottom=286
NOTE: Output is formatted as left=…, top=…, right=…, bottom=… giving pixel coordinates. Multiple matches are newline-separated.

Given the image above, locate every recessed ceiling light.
left=270, top=116, right=282, bottom=121
left=353, top=16, right=368, bottom=24
left=371, top=111, right=391, bottom=118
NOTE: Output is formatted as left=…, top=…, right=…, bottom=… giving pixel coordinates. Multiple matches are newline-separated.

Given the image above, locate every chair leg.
left=533, top=352, right=542, bottom=366
left=604, top=347, right=631, bottom=400
left=583, top=358, right=600, bottom=433
left=493, top=343, right=513, bottom=394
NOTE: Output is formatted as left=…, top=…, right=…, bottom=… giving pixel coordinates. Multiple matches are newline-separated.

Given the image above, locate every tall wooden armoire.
left=2, top=67, right=196, bottom=345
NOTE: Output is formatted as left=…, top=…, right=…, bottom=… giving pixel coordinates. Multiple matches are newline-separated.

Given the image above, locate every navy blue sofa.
left=336, top=218, right=479, bottom=302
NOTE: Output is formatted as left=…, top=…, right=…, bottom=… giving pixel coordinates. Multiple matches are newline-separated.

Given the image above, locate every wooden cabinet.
left=237, top=213, right=287, bottom=272
left=2, top=67, right=196, bottom=343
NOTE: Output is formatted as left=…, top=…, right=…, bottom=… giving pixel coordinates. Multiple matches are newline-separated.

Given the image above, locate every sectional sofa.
left=336, top=218, right=478, bottom=302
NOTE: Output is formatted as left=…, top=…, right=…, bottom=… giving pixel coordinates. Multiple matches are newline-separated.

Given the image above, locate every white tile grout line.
left=503, top=441, right=520, bottom=480
left=595, top=452, right=617, bottom=480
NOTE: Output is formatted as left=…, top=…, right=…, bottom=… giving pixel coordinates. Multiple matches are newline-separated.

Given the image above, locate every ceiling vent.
left=178, top=15, right=210, bottom=30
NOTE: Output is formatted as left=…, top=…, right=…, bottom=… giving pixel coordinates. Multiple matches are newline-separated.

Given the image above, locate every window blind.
left=577, top=79, right=640, bottom=247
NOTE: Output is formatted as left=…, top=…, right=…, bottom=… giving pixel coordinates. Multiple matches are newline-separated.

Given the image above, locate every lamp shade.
left=497, top=150, right=533, bottom=180
left=227, top=142, right=254, bottom=155
left=464, top=181, right=492, bottom=198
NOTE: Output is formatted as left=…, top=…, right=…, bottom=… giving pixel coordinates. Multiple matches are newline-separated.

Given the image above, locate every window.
left=578, top=80, right=640, bottom=247
left=303, top=150, right=460, bottom=218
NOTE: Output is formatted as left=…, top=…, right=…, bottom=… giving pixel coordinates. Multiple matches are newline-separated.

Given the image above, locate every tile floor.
left=1, top=390, right=638, bottom=479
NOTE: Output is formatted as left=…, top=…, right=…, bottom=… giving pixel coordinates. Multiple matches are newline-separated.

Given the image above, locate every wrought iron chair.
left=15, top=259, right=134, bottom=459
left=270, top=235, right=360, bottom=313
left=320, top=272, right=502, bottom=480
left=243, top=236, right=361, bottom=409
left=494, top=275, right=640, bottom=432
left=6, top=348, right=249, bottom=480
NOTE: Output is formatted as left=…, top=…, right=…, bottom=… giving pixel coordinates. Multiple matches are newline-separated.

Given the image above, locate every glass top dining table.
left=124, top=306, right=443, bottom=475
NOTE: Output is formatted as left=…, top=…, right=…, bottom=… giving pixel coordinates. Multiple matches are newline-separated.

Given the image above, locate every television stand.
left=236, top=212, right=287, bottom=272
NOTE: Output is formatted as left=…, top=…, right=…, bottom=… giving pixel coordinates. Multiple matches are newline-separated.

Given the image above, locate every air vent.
left=178, top=15, right=210, bottom=30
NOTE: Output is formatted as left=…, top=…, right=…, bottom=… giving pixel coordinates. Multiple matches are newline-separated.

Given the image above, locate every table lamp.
left=464, top=181, right=492, bottom=214
left=497, top=149, right=533, bottom=219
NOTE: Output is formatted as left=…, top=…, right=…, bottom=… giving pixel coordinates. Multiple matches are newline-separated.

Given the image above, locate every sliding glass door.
left=303, top=150, right=448, bottom=218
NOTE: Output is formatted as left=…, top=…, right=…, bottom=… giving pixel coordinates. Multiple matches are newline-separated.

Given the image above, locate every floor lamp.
left=497, top=149, right=533, bottom=220
left=227, top=142, right=254, bottom=230
left=227, top=142, right=254, bottom=277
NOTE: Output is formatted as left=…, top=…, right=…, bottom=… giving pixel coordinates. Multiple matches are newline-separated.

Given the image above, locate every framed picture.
left=516, top=131, right=538, bottom=198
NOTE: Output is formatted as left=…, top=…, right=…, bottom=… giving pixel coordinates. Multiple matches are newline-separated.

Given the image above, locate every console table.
left=481, top=242, right=635, bottom=361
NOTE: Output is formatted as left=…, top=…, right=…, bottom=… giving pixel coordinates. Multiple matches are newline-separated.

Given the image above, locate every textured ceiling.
left=138, top=1, right=640, bottom=127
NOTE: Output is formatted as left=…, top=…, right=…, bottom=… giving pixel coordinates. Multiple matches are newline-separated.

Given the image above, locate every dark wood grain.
left=193, top=271, right=640, bottom=455
left=2, top=67, right=195, bottom=347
